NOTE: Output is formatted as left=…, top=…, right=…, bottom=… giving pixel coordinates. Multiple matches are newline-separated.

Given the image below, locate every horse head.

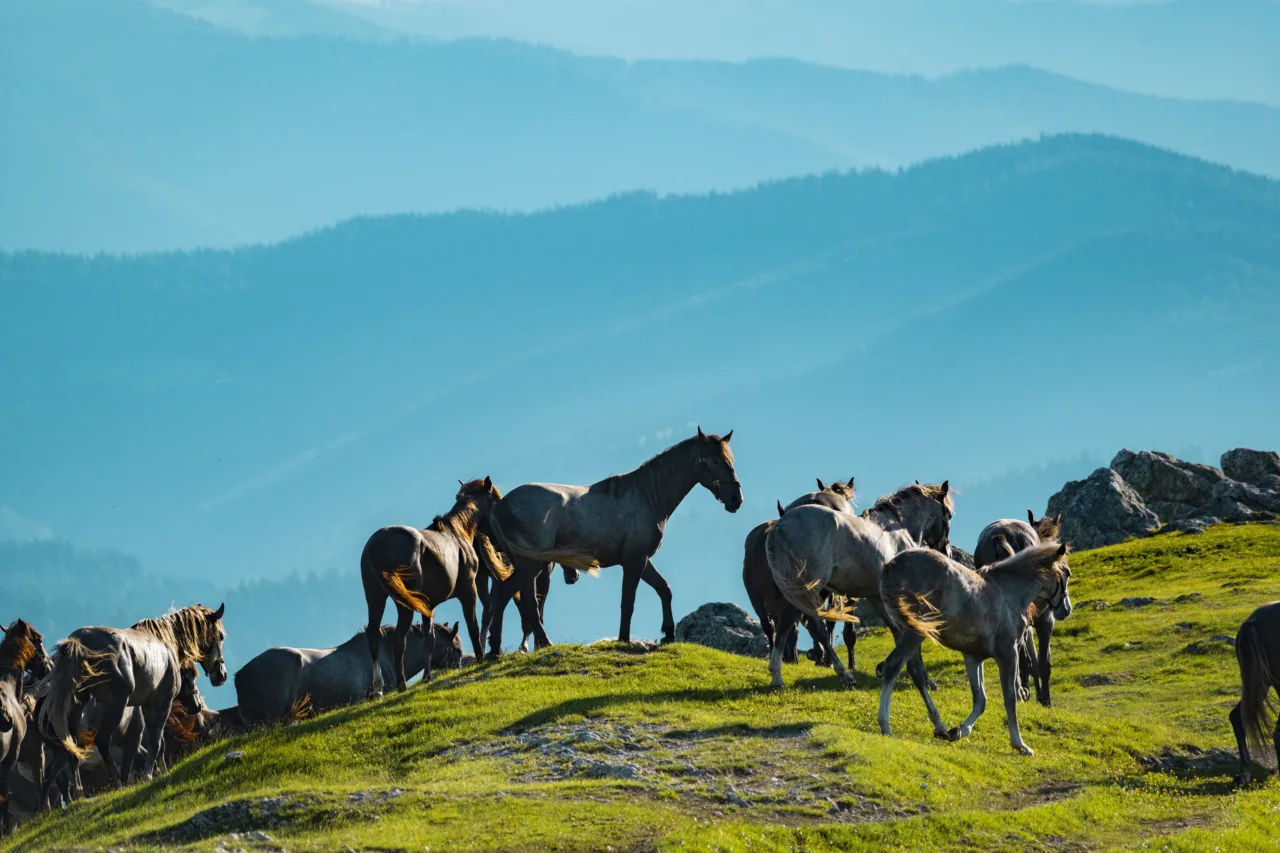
left=3, top=619, right=52, bottom=682
left=1028, top=509, right=1063, bottom=543
left=695, top=426, right=743, bottom=513
left=892, top=481, right=951, bottom=551
left=200, top=603, right=229, bottom=687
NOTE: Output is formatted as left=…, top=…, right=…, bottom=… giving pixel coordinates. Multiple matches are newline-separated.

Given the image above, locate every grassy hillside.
left=8, top=524, right=1279, bottom=852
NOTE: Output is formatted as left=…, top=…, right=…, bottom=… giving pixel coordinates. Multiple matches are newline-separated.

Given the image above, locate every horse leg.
left=483, top=565, right=521, bottom=659
left=870, top=598, right=938, bottom=691
left=0, top=746, right=16, bottom=833
left=641, top=559, right=676, bottom=643
left=139, top=688, right=173, bottom=782
left=366, top=591, right=388, bottom=698
left=878, top=633, right=925, bottom=736
left=460, top=582, right=484, bottom=663
left=518, top=565, right=551, bottom=653
left=842, top=622, right=856, bottom=671
left=768, top=612, right=799, bottom=688
left=394, top=605, right=414, bottom=689
left=520, top=565, right=553, bottom=650
left=948, top=655, right=987, bottom=741
left=815, top=619, right=854, bottom=687
left=1229, top=702, right=1252, bottom=786
left=1034, top=614, right=1055, bottom=707
left=1016, top=626, right=1035, bottom=703
left=119, top=710, right=145, bottom=784
left=618, top=559, right=645, bottom=644
left=93, top=700, right=129, bottom=788
left=996, top=650, right=1033, bottom=755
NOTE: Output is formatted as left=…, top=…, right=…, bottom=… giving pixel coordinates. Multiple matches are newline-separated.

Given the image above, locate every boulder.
left=1209, top=478, right=1280, bottom=516
left=1109, top=449, right=1225, bottom=520
left=1047, top=467, right=1160, bottom=550
left=674, top=603, right=769, bottom=658
left=1221, top=448, right=1280, bottom=494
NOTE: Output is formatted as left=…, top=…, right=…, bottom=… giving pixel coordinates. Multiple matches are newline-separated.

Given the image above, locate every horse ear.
left=459, top=479, right=465, bottom=487
left=1028, top=509, right=1036, bottom=525
left=816, top=478, right=826, bottom=491
left=696, top=425, right=705, bottom=439
left=777, top=500, right=786, bottom=517
left=484, top=475, right=492, bottom=489
left=1055, top=512, right=1063, bottom=525
left=450, top=621, right=460, bottom=638
left=847, top=476, right=855, bottom=488
left=914, top=479, right=920, bottom=485
left=1057, top=542, right=1068, bottom=556
left=213, top=603, right=225, bottom=620
left=723, top=429, right=732, bottom=443
left=940, top=480, right=949, bottom=495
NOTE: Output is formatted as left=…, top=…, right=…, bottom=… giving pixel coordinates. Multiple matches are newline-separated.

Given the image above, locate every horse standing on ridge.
left=878, top=542, right=1071, bottom=754
left=974, top=510, right=1070, bottom=705
left=0, top=620, right=52, bottom=833
left=766, top=482, right=953, bottom=689
left=742, top=478, right=857, bottom=666
left=1230, top=601, right=1280, bottom=786
left=485, top=427, right=743, bottom=656
left=38, top=604, right=227, bottom=788
left=360, top=477, right=507, bottom=697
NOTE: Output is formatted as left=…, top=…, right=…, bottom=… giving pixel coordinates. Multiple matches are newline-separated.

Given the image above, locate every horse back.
left=973, top=519, right=1039, bottom=568
left=234, top=646, right=306, bottom=723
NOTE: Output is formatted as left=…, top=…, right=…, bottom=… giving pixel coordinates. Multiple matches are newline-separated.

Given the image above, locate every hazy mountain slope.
left=4, top=0, right=1280, bottom=251
left=3, top=136, right=1278, bottom=646
left=331, top=0, right=1280, bottom=106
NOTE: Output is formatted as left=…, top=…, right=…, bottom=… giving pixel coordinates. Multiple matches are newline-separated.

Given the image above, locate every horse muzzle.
left=206, top=663, right=229, bottom=687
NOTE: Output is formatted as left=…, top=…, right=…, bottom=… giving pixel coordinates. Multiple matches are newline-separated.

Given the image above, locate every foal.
left=1231, top=601, right=1280, bottom=786
left=878, top=542, right=1070, bottom=754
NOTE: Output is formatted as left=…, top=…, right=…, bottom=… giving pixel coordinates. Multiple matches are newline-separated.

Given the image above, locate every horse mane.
left=131, top=605, right=221, bottom=669
left=868, top=482, right=954, bottom=518
left=429, top=479, right=512, bottom=580
left=0, top=626, right=37, bottom=673
left=980, top=540, right=1070, bottom=583
left=1032, top=514, right=1062, bottom=542
left=824, top=480, right=857, bottom=502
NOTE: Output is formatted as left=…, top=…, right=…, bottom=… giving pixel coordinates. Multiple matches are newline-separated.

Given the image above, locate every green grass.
left=7, top=524, right=1280, bottom=852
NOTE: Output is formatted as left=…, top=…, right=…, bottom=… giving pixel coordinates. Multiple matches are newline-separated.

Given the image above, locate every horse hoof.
left=367, top=691, right=384, bottom=701
left=934, top=728, right=951, bottom=741
left=1017, top=688, right=1030, bottom=703
left=1234, top=773, right=1253, bottom=788
left=946, top=727, right=963, bottom=742
left=874, top=663, right=885, bottom=678
left=1037, top=697, right=1052, bottom=708
left=769, top=678, right=784, bottom=690
left=1015, top=744, right=1034, bottom=756
left=926, top=678, right=939, bottom=691
left=838, top=673, right=857, bottom=688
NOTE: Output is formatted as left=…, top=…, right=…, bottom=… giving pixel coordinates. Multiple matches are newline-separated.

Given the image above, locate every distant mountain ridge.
left=3, top=0, right=1280, bottom=251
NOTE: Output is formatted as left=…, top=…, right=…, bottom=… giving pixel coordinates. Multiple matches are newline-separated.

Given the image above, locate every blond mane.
left=429, top=478, right=513, bottom=581
left=869, top=482, right=954, bottom=517
left=131, top=605, right=222, bottom=669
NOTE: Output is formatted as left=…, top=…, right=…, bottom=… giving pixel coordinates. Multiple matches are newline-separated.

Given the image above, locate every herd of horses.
left=1, top=427, right=1278, bottom=833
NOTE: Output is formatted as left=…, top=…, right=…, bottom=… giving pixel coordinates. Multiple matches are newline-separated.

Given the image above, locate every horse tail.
left=382, top=566, right=435, bottom=618
left=488, top=505, right=603, bottom=574
left=38, top=638, right=105, bottom=760
left=888, top=593, right=946, bottom=646
left=765, top=522, right=858, bottom=624
left=1237, top=617, right=1279, bottom=755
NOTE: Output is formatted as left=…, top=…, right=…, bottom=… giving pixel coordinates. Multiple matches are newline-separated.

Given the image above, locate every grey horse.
left=743, top=478, right=857, bottom=666
left=39, top=605, right=227, bottom=787
left=236, top=623, right=463, bottom=725
left=485, top=427, right=743, bottom=655
left=0, top=621, right=52, bottom=832
left=766, top=482, right=953, bottom=689
left=974, top=510, right=1071, bottom=705
left=878, top=542, right=1070, bottom=754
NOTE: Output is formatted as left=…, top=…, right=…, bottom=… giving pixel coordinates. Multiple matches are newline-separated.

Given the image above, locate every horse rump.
left=37, top=637, right=110, bottom=760
left=1237, top=617, right=1279, bottom=756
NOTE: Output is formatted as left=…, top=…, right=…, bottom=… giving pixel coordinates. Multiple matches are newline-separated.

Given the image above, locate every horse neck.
left=986, top=571, right=1046, bottom=613
left=432, top=499, right=481, bottom=542
left=633, top=440, right=700, bottom=520
left=0, top=638, right=33, bottom=691
left=865, top=506, right=924, bottom=553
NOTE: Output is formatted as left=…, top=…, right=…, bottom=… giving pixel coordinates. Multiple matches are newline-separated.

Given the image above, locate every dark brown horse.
left=743, top=478, right=857, bottom=666
left=0, top=621, right=51, bottom=832
left=361, top=477, right=508, bottom=696
left=485, top=428, right=742, bottom=655
left=1231, top=601, right=1280, bottom=786
left=973, top=510, right=1070, bottom=705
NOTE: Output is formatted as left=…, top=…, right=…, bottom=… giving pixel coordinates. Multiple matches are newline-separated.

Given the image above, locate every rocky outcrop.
left=674, top=603, right=769, bottom=658
left=1222, top=449, right=1280, bottom=494
left=1046, top=468, right=1160, bottom=551
left=1046, top=447, right=1279, bottom=550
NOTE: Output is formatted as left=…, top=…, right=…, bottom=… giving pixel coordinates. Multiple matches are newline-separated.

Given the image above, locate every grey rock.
left=1160, top=518, right=1214, bottom=536
left=1119, top=597, right=1156, bottom=608
left=245, top=831, right=272, bottom=842
left=1110, top=449, right=1225, bottom=519
left=224, top=751, right=246, bottom=764
left=1211, top=634, right=1237, bottom=647
left=674, top=603, right=769, bottom=658
left=1222, top=448, right=1280, bottom=494
left=1210, top=479, right=1280, bottom=516
left=1047, top=467, right=1160, bottom=550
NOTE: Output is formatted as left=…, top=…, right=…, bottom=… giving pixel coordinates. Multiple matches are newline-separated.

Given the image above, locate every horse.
left=38, top=603, right=227, bottom=787
left=742, top=478, right=857, bottom=666
left=765, top=482, right=953, bottom=688
left=0, top=620, right=52, bottom=833
left=1230, top=601, right=1280, bottom=786
left=164, top=666, right=247, bottom=767
left=484, top=427, right=743, bottom=656
left=877, top=541, right=1070, bottom=755
left=236, top=622, right=463, bottom=723
left=974, top=510, right=1072, bottom=706
left=360, top=477, right=506, bottom=697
